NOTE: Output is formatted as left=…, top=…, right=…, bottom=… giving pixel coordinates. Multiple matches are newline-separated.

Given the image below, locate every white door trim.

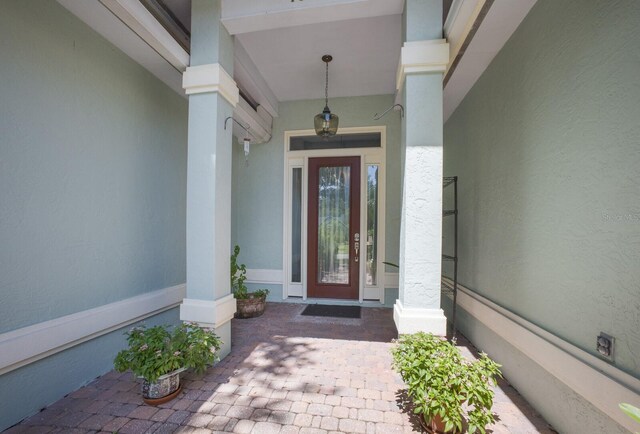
left=282, top=126, right=387, bottom=303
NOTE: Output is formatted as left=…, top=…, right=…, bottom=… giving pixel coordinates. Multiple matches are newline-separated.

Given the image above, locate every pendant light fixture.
left=314, top=55, right=339, bottom=137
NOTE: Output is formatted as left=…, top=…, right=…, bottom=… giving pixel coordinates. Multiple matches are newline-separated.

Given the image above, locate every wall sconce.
left=224, top=117, right=251, bottom=165
left=243, top=138, right=250, bottom=161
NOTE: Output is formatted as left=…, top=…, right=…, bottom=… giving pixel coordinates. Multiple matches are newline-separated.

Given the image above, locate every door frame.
left=282, top=126, right=386, bottom=303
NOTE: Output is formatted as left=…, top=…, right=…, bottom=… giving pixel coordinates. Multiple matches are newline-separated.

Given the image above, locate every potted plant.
left=620, top=403, right=640, bottom=433
left=114, top=322, right=222, bottom=405
left=391, top=332, right=502, bottom=434
left=231, top=245, right=270, bottom=318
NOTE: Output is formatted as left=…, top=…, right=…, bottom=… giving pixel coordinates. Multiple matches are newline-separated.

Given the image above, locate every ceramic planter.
left=235, top=295, right=267, bottom=318
left=141, top=367, right=186, bottom=404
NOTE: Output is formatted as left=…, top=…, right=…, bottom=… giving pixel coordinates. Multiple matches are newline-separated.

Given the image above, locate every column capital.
left=182, top=63, right=239, bottom=107
left=396, top=39, right=450, bottom=92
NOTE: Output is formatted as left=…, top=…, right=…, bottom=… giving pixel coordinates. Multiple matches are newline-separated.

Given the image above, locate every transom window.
left=289, top=132, right=382, bottom=151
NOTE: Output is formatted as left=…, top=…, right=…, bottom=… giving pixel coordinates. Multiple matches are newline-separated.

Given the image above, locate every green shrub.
left=231, top=245, right=248, bottom=299
left=114, top=323, right=222, bottom=382
left=620, top=403, right=640, bottom=433
left=231, top=246, right=270, bottom=300
left=253, top=288, right=270, bottom=298
left=391, top=332, right=502, bottom=433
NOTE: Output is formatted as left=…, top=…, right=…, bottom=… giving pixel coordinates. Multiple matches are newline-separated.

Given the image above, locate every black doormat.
left=301, top=304, right=361, bottom=319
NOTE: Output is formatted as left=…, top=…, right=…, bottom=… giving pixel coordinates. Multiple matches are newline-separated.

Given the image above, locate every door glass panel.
left=317, top=166, right=350, bottom=284
left=366, top=165, right=378, bottom=286
left=291, top=168, right=302, bottom=283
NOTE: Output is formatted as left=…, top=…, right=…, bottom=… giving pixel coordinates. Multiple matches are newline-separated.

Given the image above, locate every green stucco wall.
left=443, top=0, right=639, bottom=430
left=0, top=1, right=187, bottom=429
left=231, top=94, right=402, bottom=283
left=0, top=0, right=188, bottom=333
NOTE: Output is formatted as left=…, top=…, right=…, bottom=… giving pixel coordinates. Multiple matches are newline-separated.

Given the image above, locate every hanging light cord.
left=324, top=61, right=329, bottom=108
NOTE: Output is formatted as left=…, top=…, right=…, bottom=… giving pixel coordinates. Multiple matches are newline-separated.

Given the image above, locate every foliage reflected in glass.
left=317, top=166, right=350, bottom=284
left=366, top=165, right=378, bottom=286
left=291, top=168, right=302, bottom=283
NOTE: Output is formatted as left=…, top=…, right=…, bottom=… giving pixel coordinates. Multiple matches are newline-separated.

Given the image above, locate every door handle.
left=354, top=233, right=360, bottom=263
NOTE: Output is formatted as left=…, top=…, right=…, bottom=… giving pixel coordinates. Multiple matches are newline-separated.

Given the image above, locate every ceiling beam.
left=234, top=41, right=279, bottom=118
left=443, top=0, right=538, bottom=121
left=99, top=0, right=189, bottom=71
left=57, top=0, right=185, bottom=95
left=444, top=0, right=487, bottom=80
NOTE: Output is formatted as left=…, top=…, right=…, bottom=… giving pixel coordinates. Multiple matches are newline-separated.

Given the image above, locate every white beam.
left=444, top=0, right=537, bottom=121
left=233, top=98, right=272, bottom=145
left=99, top=0, right=189, bottom=71
left=57, top=0, right=185, bottom=95
left=234, top=40, right=279, bottom=118
left=444, top=0, right=485, bottom=77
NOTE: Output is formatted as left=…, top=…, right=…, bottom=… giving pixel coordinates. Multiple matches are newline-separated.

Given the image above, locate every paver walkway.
left=6, top=303, right=556, bottom=433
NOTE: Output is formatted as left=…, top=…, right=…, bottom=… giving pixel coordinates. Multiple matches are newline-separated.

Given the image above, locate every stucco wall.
left=231, top=94, right=402, bottom=299
left=443, top=0, right=639, bottom=430
left=0, top=0, right=188, bottom=333
left=0, top=1, right=187, bottom=429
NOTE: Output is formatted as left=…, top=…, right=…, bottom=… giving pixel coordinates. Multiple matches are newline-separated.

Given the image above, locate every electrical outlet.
left=596, top=332, right=614, bottom=360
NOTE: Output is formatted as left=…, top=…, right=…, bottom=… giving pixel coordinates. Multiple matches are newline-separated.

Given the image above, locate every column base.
left=179, top=295, right=236, bottom=358
left=393, top=300, right=447, bottom=335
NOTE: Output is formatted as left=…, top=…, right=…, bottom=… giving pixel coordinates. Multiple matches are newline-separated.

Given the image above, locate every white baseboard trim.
left=179, top=294, right=236, bottom=329
left=245, top=268, right=283, bottom=285
left=443, top=277, right=640, bottom=433
left=384, top=272, right=399, bottom=288
left=0, top=284, right=186, bottom=376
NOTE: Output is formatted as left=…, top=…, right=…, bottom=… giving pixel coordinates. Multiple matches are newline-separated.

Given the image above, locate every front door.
left=307, top=156, right=360, bottom=299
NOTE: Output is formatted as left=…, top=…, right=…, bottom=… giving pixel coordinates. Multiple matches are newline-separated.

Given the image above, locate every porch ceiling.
left=236, top=15, right=402, bottom=102
left=160, top=0, right=403, bottom=102
left=71, top=0, right=537, bottom=121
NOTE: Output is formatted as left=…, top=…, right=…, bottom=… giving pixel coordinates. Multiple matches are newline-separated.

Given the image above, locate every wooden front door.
left=307, top=156, right=361, bottom=299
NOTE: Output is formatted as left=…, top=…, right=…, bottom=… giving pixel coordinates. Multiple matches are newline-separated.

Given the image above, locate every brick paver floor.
left=6, top=302, right=556, bottom=433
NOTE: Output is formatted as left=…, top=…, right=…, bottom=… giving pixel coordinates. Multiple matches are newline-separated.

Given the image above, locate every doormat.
left=301, top=304, right=361, bottom=319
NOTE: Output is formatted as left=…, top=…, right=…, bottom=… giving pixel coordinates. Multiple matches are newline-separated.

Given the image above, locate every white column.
left=394, top=36, right=450, bottom=335
left=179, top=0, right=237, bottom=357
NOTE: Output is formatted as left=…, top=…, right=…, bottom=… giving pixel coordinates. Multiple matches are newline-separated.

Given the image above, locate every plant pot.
left=235, top=295, right=267, bottom=318
left=419, top=414, right=452, bottom=434
left=141, top=367, right=186, bottom=404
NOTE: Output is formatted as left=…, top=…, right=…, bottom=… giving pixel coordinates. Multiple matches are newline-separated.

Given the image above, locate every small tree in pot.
left=231, top=245, right=269, bottom=318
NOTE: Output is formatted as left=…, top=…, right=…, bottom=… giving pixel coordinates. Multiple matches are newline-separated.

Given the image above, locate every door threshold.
left=283, top=297, right=385, bottom=307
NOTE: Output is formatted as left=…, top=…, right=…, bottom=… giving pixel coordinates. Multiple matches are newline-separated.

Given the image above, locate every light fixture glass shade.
left=314, top=106, right=339, bottom=137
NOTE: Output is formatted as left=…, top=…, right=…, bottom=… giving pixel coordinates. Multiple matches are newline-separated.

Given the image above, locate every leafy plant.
left=231, top=245, right=248, bottom=299
left=391, top=332, right=502, bottom=434
left=253, top=288, right=270, bottom=298
left=114, top=323, right=222, bottom=382
left=230, top=246, right=270, bottom=300
left=620, top=403, right=640, bottom=433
